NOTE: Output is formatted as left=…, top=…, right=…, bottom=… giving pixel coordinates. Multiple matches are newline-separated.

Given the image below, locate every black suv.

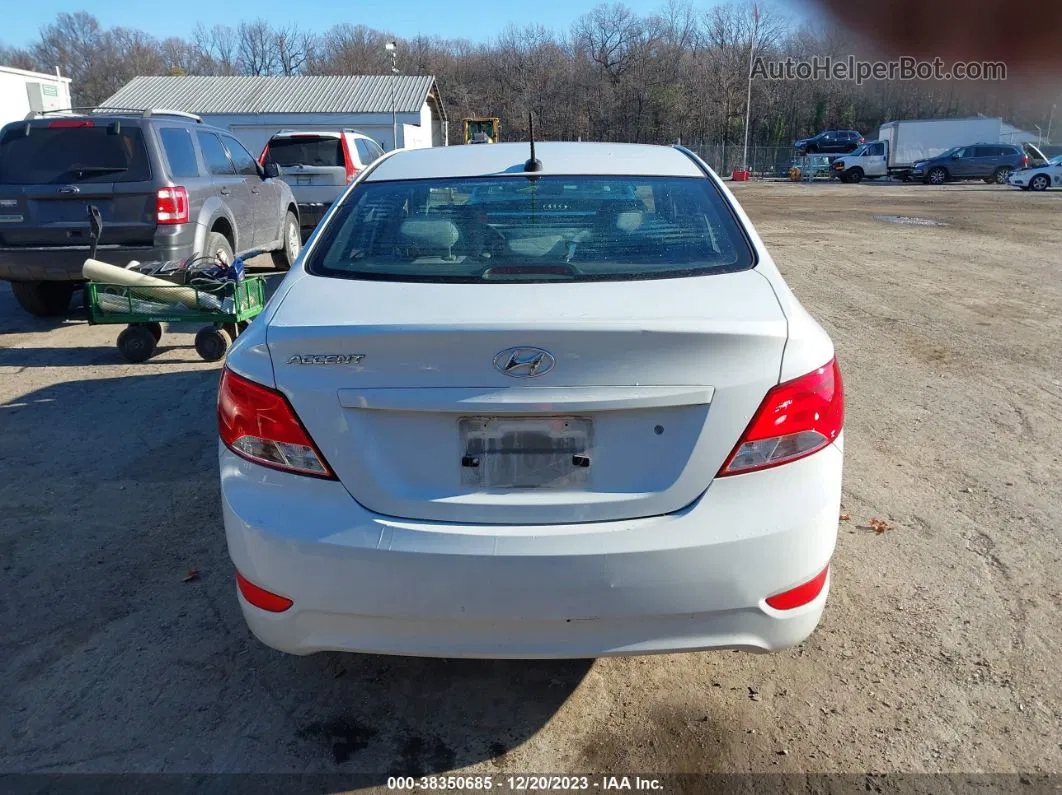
left=0, top=109, right=300, bottom=316
left=909, top=143, right=1030, bottom=185
left=794, top=130, right=864, bottom=155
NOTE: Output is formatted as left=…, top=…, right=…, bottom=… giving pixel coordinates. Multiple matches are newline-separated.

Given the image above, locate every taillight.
left=218, top=369, right=334, bottom=478
left=858, top=136, right=864, bottom=143
left=1022, top=154, right=1029, bottom=167
left=340, top=135, right=359, bottom=184
left=258, top=144, right=269, bottom=166
left=236, top=571, right=293, bottom=612
left=48, top=119, right=94, bottom=128
left=156, top=187, right=189, bottom=224
left=718, top=358, right=843, bottom=476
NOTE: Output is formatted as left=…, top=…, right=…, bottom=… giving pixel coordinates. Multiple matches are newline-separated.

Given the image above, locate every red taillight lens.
left=258, top=145, right=269, bottom=166
left=340, top=135, right=358, bottom=184
left=1022, top=154, right=1029, bottom=167
left=218, top=369, right=334, bottom=478
left=765, top=566, right=829, bottom=610
left=156, top=187, right=189, bottom=225
left=719, top=358, right=843, bottom=476
left=859, top=137, right=865, bottom=143
left=236, top=571, right=293, bottom=612
left=48, top=119, right=94, bottom=128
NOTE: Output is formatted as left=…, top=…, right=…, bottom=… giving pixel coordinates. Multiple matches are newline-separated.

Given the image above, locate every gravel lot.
left=1, top=181, right=1060, bottom=783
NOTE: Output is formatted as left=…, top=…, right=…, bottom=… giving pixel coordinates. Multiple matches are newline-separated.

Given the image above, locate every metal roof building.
left=102, top=75, right=448, bottom=153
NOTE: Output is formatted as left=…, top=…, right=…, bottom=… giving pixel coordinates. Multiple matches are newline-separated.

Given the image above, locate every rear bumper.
left=0, top=242, right=196, bottom=282
left=221, top=440, right=843, bottom=659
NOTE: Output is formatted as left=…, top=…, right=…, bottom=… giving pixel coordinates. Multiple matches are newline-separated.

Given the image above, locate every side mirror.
left=951, top=154, right=961, bottom=159
left=262, top=161, right=280, bottom=179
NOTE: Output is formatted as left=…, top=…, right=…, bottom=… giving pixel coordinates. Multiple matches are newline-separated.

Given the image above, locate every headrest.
left=400, top=217, right=460, bottom=252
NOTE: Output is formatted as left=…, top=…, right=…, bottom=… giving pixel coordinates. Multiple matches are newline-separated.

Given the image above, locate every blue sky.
left=6, top=0, right=813, bottom=47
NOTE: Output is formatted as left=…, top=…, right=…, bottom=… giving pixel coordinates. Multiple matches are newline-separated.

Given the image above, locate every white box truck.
left=831, top=117, right=1006, bottom=182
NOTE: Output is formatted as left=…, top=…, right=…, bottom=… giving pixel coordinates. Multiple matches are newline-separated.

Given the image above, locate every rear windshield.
left=0, top=124, right=151, bottom=184
left=267, top=136, right=343, bottom=167
left=306, top=175, right=754, bottom=283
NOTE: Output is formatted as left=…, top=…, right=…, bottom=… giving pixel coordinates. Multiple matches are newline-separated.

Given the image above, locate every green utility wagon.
left=86, top=276, right=267, bottom=363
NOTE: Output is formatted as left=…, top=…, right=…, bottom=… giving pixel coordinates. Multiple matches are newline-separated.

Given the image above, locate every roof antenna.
left=524, top=111, right=542, bottom=173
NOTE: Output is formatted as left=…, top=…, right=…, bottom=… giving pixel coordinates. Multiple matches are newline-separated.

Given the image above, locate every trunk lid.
left=0, top=122, right=156, bottom=248
left=268, top=271, right=787, bottom=524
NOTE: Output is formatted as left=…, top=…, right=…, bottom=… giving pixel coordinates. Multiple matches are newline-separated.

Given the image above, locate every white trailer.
left=0, top=65, right=72, bottom=128
left=831, top=117, right=1007, bottom=181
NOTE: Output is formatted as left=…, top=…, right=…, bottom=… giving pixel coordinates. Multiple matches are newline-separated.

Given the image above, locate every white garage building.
left=0, top=65, right=73, bottom=128
left=102, top=74, right=447, bottom=155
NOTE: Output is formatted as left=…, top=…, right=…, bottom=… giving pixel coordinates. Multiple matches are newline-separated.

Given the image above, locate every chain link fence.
left=681, top=143, right=799, bottom=179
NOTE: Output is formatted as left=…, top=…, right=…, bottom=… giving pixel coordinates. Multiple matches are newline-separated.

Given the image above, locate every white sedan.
left=218, top=142, right=844, bottom=658
left=1008, top=154, right=1062, bottom=191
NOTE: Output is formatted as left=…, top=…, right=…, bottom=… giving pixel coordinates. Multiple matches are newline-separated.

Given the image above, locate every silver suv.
left=0, top=109, right=300, bottom=317
left=260, top=130, right=385, bottom=231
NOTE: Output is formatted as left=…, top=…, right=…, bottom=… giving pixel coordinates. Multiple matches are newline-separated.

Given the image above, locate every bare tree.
left=237, top=19, right=279, bottom=76
left=275, top=24, right=316, bottom=76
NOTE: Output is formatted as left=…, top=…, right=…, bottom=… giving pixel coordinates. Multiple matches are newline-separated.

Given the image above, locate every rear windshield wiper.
left=69, top=166, right=128, bottom=179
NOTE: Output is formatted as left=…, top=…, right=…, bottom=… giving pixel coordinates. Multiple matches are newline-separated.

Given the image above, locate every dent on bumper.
left=221, top=442, right=842, bottom=658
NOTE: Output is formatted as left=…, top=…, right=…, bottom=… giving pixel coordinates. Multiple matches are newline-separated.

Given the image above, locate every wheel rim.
left=287, top=221, right=300, bottom=260
left=1032, top=176, right=1048, bottom=190
left=996, top=169, right=1011, bottom=184
left=930, top=170, right=944, bottom=185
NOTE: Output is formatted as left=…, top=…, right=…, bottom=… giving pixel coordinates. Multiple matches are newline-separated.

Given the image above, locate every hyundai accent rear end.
left=219, top=142, right=843, bottom=658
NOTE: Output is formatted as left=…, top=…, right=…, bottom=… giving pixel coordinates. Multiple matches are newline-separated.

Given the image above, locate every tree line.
left=1, top=6, right=1056, bottom=147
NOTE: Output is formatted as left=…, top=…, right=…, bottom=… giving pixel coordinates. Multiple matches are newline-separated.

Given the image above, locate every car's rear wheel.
left=11, top=281, right=75, bottom=317
left=205, top=231, right=234, bottom=265
left=926, top=167, right=947, bottom=185
left=271, top=211, right=300, bottom=272
left=993, top=167, right=1013, bottom=185
left=1029, top=174, right=1050, bottom=191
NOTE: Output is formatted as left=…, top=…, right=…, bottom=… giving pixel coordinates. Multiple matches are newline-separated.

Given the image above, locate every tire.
left=993, top=167, right=1013, bottom=185
left=116, top=324, right=157, bottom=363
left=271, top=211, right=300, bottom=272
left=195, top=325, right=233, bottom=362
left=11, top=281, right=75, bottom=317
left=805, top=145, right=818, bottom=155
left=926, top=167, right=947, bottom=185
left=1029, top=174, right=1050, bottom=192
left=838, top=173, right=850, bottom=184
left=205, top=231, right=234, bottom=265
left=847, top=168, right=864, bottom=184
left=135, top=321, right=163, bottom=343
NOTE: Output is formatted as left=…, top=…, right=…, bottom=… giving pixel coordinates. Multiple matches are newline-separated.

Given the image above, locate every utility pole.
left=385, top=41, right=398, bottom=151
left=742, top=3, right=760, bottom=171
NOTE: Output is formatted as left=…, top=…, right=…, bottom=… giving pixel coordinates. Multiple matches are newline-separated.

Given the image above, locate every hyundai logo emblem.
left=493, top=347, right=555, bottom=378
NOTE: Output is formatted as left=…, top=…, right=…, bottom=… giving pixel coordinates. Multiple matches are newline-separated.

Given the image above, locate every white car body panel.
left=220, top=142, right=842, bottom=658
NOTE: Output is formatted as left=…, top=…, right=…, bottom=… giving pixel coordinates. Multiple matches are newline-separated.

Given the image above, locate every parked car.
left=0, top=109, right=300, bottom=317
left=1007, top=154, right=1062, bottom=191
left=793, top=130, right=864, bottom=155
left=218, top=142, right=844, bottom=659
left=909, top=143, right=1029, bottom=185
left=259, top=130, right=385, bottom=231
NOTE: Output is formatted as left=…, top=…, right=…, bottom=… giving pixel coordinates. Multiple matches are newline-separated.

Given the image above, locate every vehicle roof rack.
left=23, top=107, right=203, bottom=123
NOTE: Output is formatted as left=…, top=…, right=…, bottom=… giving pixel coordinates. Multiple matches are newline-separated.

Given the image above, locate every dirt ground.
left=1, top=181, right=1060, bottom=785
